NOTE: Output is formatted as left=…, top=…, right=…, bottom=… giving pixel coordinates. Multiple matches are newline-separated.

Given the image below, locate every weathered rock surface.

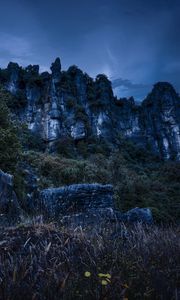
left=141, top=83, right=180, bottom=160
left=0, top=172, right=153, bottom=225
left=61, top=207, right=153, bottom=227
left=39, top=183, right=153, bottom=224
left=40, top=184, right=114, bottom=218
left=123, top=207, right=153, bottom=224
left=0, top=59, right=179, bottom=160
left=0, top=170, right=21, bottom=224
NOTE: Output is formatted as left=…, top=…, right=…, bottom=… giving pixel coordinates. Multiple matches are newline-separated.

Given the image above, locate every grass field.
left=0, top=222, right=179, bottom=300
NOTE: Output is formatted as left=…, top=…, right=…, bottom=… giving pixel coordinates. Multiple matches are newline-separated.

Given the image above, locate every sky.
left=0, top=0, right=180, bottom=101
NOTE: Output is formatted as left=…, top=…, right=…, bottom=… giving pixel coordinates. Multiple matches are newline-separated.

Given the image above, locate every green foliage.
left=56, top=137, right=76, bottom=158
left=20, top=124, right=46, bottom=151
left=0, top=127, right=21, bottom=172
left=0, top=96, right=10, bottom=128
left=25, top=151, right=109, bottom=189
left=0, top=68, right=8, bottom=83
left=25, top=135, right=180, bottom=223
left=0, top=88, right=22, bottom=172
left=0, top=85, right=26, bottom=109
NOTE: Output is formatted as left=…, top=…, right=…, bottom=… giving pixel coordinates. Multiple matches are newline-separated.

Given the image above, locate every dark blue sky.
left=0, top=0, right=180, bottom=100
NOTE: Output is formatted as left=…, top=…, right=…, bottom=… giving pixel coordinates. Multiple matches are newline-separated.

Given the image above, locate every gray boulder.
left=40, top=182, right=153, bottom=225
left=40, top=183, right=114, bottom=218
left=123, top=207, right=153, bottom=224
left=0, top=170, right=21, bottom=224
left=61, top=207, right=153, bottom=227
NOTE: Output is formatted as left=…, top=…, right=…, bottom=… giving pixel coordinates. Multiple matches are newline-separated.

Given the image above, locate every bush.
left=0, top=127, right=21, bottom=172
left=25, top=152, right=109, bottom=189
left=56, top=137, right=75, bottom=158
left=0, top=85, right=26, bottom=109
left=0, top=89, right=22, bottom=172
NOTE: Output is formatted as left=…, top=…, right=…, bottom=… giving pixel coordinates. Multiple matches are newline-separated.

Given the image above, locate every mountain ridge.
left=0, top=57, right=180, bottom=160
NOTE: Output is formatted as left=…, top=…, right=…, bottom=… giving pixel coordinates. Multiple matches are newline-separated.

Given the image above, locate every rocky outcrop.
left=123, top=207, right=153, bottom=224
left=39, top=183, right=153, bottom=224
left=40, top=184, right=114, bottom=218
left=0, top=167, right=154, bottom=225
left=0, top=59, right=179, bottom=160
left=61, top=207, right=153, bottom=227
left=0, top=170, right=21, bottom=224
left=141, top=83, right=180, bottom=160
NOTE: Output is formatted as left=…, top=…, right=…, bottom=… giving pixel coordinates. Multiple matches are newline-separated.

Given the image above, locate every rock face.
left=0, top=58, right=180, bottom=160
left=141, top=83, right=180, bottom=160
left=123, top=207, right=153, bottom=224
left=0, top=172, right=153, bottom=225
left=40, top=183, right=153, bottom=224
left=61, top=207, right=153, bottom=227
left=0, top=170, right=20, bottom=223
left=40, top=184, right=114, bottom=218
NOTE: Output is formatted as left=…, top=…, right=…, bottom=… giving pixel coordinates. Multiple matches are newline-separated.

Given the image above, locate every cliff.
left=0, top=58, right=179, bottom=159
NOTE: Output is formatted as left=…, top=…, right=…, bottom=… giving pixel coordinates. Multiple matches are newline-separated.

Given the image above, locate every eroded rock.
left=0, top=170, right=21, bottom=224
left=40, top=184, right=114, bottom=218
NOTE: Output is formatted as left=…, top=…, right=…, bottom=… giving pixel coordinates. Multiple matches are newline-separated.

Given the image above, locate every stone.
left=0, top=170, right=21, bottom=224
left=60, top=207, right=153, bottom=227
left=40, top=184, right=114, bottom=218
left=50, top=57, right=61, bottom=82
left=141, top=82, right=180, bottom=160
left=70, top=121, right=86, bottom=140
left=61, top=208, right=117, bottom=227
left=6, top=62, right=21, bottom=94
left=123, top=207, right=153, bottom=224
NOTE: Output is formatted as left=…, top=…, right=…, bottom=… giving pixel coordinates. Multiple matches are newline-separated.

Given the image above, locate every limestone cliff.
left=0, top=58, right=179, bottom=160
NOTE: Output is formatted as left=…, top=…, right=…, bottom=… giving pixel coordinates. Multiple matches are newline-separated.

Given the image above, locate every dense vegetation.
left=0, top=78, right=179, bottom=300
left=0, top=85, right=180, bottom=223
left=0, top=86, right=22, bottom=173
left=0, top=222, right=179, bottom=300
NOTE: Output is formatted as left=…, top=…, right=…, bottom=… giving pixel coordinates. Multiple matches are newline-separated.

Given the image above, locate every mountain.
left=0, top=58, right=180, bottom=160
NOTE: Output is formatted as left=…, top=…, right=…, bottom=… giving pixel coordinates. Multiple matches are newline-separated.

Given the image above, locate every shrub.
left=0, top=89, right=22, bottom=172
left=0, top=127, right=21, bottom=172
left=56, top=137, right=75, bottom=158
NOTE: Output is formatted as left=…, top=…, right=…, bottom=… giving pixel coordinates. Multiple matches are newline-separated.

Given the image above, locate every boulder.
left=40, top=182, right=153, bottom=225
left=124, top=207, right=153, bottom=224
left=40, top=184, right=114, bottom=218
left=0, top=170, right=21, bottom=224
left=61, top=208, right=116, bottom=227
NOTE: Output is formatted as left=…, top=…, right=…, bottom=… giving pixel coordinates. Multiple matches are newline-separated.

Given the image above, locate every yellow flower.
left=98, top=273, right=111, bottom=279
left=101, top=279, right=108, bottom=285
left=84, top=271, right=91, bottom=278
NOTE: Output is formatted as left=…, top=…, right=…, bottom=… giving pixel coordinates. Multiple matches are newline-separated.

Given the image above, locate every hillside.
left=0, top=58, right=180, bottom=160
left=0, top=62, right=180, bottom=224
left=0, top=59, right=180, bottom=300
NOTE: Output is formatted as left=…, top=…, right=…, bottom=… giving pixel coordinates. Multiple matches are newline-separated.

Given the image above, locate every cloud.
left=0, top=33, right=34, bottom=67
left=112, top=78, right=152, bottom=101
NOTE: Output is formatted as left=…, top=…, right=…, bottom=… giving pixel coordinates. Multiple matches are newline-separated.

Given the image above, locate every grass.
left=0, top=222, right=179, bottom=300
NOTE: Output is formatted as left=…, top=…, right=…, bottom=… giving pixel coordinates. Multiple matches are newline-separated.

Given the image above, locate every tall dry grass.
left=0, top=222, right=179, bottom=300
